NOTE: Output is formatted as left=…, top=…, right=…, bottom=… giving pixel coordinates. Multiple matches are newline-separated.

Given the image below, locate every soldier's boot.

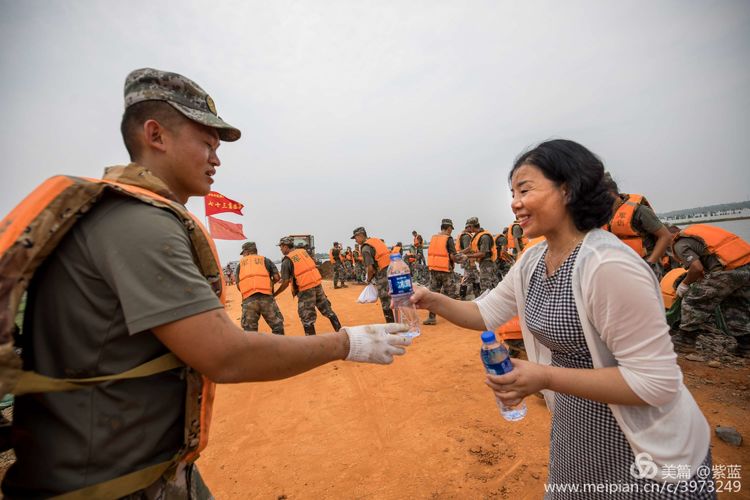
left=473, top=283, right=481, bottom=298
left=670, top=329, right=697, bottom=354
left=422, top=312, right=437, bottom=326
left=383, top=309, right=395, bottom=323
left=341, top=283, right=348, bottom=288
left=303, top=324, right=316, bottom=336
left=736, top=335, right=750, bottom=358
left=329, top=315, right=342, bottom=332
left=459, top=285, right=467, bottom=301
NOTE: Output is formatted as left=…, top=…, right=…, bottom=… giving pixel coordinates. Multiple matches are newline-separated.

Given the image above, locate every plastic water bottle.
left=480, top=331, right=527, bottom=421
left=387, top=254, right=421, bottom=338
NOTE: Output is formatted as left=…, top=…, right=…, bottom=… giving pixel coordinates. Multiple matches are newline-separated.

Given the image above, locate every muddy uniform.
left=361, top=243, right=393, bottom=322
left=236, top=257, right=285, bottom=335
left=459, top=232, right=480, bottom=296
left=330, top=247, right=346, bottom=288
left=673, top=238, right=750, bottom=344
left=475, top=232, right=497, bottom=294
left=281, top=257, right=339, bottom=332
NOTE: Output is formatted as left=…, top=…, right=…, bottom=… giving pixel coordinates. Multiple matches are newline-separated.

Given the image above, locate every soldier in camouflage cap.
left=423, top=218, right=460, bottom=325
left=124, top=68, right=241, bottom=142
left=3, top=67, right=414, bottom=499
left=236, top=242, right=285, bottom=335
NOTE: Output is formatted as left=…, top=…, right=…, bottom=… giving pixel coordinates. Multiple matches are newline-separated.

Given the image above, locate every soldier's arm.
left=152, top=308, right=350, bottom=383
left=683, top=259, right=705, bottom=286
left=274, top=279, right=290, bottom=297
left=646, top=226, right=672, bottom=265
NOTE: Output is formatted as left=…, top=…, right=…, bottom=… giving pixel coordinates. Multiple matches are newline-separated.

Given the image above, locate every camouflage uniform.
left=476, top=232, right=498, bottom=294
left=371, top=268, right=393, bottom=322
left=680, top=263, right=750, bottom=340
left=241, top=294, right=285, bottom=335
left=333, top=261, right=346, bottom=287
left=297, top=284, right=340, bottom=332
left=344, top=260, right=354, bottom=280
left=458, top=230, right=480, bottom=299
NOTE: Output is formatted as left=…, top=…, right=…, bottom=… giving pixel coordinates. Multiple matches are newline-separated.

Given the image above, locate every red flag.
left=207, top=216, right=246, bottom=240
left=204, top=191, right=244, bottom=216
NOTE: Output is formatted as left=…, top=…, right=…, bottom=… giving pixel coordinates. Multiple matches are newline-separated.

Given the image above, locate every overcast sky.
left=2, top=0, right=749, bottom=264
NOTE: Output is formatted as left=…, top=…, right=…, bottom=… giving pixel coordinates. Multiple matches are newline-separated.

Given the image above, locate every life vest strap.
left=13, top=352, right=182, bottom=396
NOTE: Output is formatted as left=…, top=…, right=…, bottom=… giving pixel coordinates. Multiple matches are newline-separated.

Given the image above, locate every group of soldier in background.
left=231, top=175, right=749, bottom=358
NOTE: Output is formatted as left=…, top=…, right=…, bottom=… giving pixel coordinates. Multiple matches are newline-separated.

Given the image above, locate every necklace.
left=545, top=235, right=583, bottom=276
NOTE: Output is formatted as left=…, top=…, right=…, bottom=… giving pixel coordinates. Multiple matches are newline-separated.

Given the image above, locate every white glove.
left=676, top=282, right=689, bottom=297
left=343, top=323, right=412, bottom=364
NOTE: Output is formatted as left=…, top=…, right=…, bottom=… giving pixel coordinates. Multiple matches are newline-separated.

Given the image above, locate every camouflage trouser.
left=681, top=264, right=750, bottom=338
left=478, top=259, right=498, bottom=294
left=333, top=262, right=346, bottom=287
left=297, top=284, right=338, bottom=328
left=123, top=463, right=213, bottom=500
left=241, top=294, right=285, bottom=335
left=355, top=262, right=366, bottom=282
left=427, top=270, right=458, bottom=319
left=372, top=268, right=394, bottom=322
left=495, top=259, right=512, bottom=282
left=344, top=261, right=354, bottom=280
left=461, top=261, right=479, bottom=286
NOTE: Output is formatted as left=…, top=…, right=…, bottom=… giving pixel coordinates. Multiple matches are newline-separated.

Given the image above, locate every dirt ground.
left=198, top=282, right=750, bottom=499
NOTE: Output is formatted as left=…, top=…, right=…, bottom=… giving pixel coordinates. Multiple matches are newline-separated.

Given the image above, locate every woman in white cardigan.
left=412, top=140, right=714, bottom=498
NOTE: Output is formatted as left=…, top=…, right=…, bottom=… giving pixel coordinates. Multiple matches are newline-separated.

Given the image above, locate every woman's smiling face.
left=510, top=164, right=570, bottom=239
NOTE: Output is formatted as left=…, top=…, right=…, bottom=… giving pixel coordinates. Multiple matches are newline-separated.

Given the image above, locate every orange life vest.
left=506, top=222, right=528, bottom=254
left=496, top=316, right=523, bottom=341
left=660, top=268, right=687, bottom=309
left=288, top=248, right=322, bottom=291
left=674, top=224, right=750, bottom=270
left=0, top=164, right=222, bottom=496
left=403, top=251, right=416, bottom=264
left=364, top=237, right=391, bottom=271
left=470, top=230, right=497, bottom=262
left=457, top=230, right=472, bottom=251
left=607, top=193, right=650, bottom=257
left=238, top=255, right=272, bottom=298
left=345, top=251, right=354, bottom=263
left=391, top=245, right=402, bottom=255
left=427, top=234, right=450, bottom=272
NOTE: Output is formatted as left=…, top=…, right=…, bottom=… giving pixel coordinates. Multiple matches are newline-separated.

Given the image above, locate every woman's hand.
left=410, top=285, right=435, bottom=310
left=485, top=358, right=550, bottom=405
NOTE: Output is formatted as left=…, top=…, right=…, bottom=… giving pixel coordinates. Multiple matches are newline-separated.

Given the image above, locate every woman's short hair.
left=509, top=139, right=612, bottom=231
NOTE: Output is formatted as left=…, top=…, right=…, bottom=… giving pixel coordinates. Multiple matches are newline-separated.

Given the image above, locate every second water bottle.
left=387, top=254, right=421, bottom=338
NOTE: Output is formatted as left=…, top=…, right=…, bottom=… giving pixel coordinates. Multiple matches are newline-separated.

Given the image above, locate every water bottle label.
left=484, top=358, right=513, bottom=375
left=388, top=273, right=413, bottom=296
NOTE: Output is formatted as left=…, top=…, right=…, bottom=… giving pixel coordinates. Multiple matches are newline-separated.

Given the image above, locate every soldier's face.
left=354, top=234, right=366, bottom=244
left=164, top=120, right=221, bottom=203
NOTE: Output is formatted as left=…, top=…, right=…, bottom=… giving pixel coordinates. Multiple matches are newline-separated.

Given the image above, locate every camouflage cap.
left=124, top=68, right=241, bottom=142
left=441, top=218, right=454, bottom=228
left=240, top=241, right=257, bottom=254
left=466, top=217, right=479, bottom=226
left=351, top=226, right=367, bottom=239
left=277, top=236, right=294, bottom=247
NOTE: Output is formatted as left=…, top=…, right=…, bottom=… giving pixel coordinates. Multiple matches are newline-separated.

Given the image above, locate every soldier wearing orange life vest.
left=352, top=226, right=395, bottom=323
left=603, top=173, right=672, bottom=278
left=277, top=237, right=342, bottom=336
left=456, top=219, right=481, bottom=300
left=423, top=219, right=460, bottom=325
left=461, top=217, right=497, bottom=294
left=668, top=224, right=750, bottom=357
left=329, top=241, right=348, bottom=289
left=236, top=241, right=285, bottom=335
left=412, top=230, right=425, bottom=265
left=1, top=68, right=412, bottom=499
left=353, top=244, right=366, bottom=283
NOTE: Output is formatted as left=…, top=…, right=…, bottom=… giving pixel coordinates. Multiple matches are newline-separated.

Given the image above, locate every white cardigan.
left=477, top=229, right=709, bottom=482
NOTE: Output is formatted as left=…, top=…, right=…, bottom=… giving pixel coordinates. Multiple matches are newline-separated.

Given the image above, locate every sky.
left=1, top=0, right=749, bottom=265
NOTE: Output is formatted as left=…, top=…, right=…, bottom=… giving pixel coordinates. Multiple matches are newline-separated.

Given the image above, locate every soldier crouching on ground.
left=277, top=237, right=343, bottom=335
left=669, top=224, right=750, bottom=358
left=236, top=241, right=285, bottom=335
left=1, top=67, right=411, bottom=499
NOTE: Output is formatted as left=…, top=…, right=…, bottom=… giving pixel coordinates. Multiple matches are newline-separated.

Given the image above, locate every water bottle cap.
left=389, top=254, right=401, bottom=261
left=480, top=331, right=496, bottom=343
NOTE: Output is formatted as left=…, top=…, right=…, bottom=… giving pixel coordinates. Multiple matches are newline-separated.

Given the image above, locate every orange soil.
left=198, top=282, right=749, bottom=499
